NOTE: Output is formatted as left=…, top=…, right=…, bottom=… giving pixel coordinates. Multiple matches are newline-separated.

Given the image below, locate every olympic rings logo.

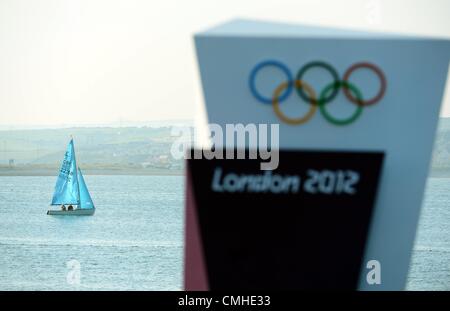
left=249, top=60, right=386, bottom=126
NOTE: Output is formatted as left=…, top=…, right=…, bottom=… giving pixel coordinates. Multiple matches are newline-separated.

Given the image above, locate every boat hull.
left=47, top=208, right=95, bottom=216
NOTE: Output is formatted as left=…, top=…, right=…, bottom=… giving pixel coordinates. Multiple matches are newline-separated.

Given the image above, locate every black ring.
left=296, top=61, right=340, bottom=106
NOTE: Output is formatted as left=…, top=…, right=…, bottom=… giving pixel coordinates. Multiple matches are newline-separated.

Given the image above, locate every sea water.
left=0, top=176, right=448, bottom=290
left=0, top=175, right=184, bottom=290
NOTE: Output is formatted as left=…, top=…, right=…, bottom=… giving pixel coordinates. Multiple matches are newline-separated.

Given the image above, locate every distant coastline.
left=428, top=168, right=450, bottom=178
left=1, top=167, right=449, bottom=178
left=0, top=167, right=184, bottom=176
left=0, top=119, right=449, bottom=178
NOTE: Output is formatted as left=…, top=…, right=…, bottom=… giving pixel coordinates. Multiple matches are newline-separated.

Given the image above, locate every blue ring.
left=249, top=60, right=293, bottom=104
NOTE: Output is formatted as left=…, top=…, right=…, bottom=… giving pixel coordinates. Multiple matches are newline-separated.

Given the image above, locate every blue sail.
left=77, top=168, right=95, bottom=209
left=51, top=139, right=80, bottom=205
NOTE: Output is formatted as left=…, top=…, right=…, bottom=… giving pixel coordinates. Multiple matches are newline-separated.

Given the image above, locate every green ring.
left=296, top=61, right=340, bottom=106
left=318, top=81, right=363, bottom=126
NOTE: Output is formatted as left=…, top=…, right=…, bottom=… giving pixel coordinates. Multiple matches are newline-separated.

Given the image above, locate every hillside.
left=0, top=119, right=449, bottom=176
left=0, top=126, right=187, bottom=175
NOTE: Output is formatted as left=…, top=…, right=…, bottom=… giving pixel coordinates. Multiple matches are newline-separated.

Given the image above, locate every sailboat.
left=47, top=139, right=95, bottom=216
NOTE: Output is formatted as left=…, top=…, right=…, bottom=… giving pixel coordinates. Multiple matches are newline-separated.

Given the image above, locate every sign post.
left=185, top=19, right=450, bottom=290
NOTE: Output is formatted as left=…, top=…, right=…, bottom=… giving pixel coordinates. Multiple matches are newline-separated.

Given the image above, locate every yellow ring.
left=272, top=80, right=317, bottom=125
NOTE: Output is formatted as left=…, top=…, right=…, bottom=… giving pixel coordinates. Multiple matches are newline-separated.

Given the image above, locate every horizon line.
left=0, top=119, right=195, bottom=131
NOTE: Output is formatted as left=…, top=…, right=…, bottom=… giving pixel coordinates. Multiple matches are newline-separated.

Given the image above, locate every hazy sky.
left=1, top=0, right=450, bottom=127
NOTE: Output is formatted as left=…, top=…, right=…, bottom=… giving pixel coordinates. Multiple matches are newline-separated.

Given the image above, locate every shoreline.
left=428, top=168, right=450, bottom=178
left=0, top=168, right=184, bottom=176
left=1, top=168, right=450, bottom=178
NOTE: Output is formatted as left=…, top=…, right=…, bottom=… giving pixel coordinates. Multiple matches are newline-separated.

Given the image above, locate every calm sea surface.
left=0, top=176, right=448, bottom=290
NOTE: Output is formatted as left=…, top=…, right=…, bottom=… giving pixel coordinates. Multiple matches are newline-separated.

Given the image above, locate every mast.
left=71, top=136, right=81, bottom=206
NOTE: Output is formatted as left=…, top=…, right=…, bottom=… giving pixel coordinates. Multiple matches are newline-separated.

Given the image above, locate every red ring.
left=343, top=62, right=386, bottom=106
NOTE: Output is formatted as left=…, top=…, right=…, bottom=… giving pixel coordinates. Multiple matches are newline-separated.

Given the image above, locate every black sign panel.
left=186, top=149, right=384, bottom=290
